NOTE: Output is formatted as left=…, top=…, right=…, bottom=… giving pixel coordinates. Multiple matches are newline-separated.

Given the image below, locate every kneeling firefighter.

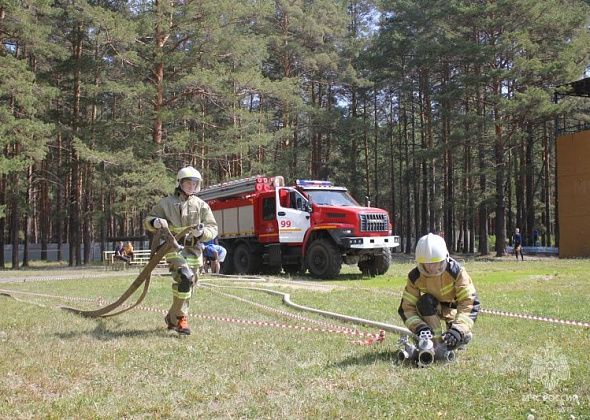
left=398, top=233, right=480, bottom=361
left=144, top=166, right=218, bottom=335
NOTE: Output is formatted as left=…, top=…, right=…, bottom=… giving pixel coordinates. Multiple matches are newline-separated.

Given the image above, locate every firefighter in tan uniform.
left=144, top=166, right=218, bottom=335
left=398, top=233, right=480, bottom=349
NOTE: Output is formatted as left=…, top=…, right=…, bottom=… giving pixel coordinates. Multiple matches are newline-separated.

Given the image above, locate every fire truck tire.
left=283, top=264, right=305, bottom=276
left=358, top=260, right=376, bottom=277
left=220, top=252, right=235, bottom=274
left=358, top=247, right=391, bottom=277
left=374, top=247, right=391, bottom=275
left=306, top=239, right=342, bottom=279
left=233, top=243, right=262, bottom=274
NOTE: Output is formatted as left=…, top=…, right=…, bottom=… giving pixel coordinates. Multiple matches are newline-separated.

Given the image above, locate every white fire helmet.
left=415, top=233, right=449, bottom=276
left=176, top=166, right=202, bottom=195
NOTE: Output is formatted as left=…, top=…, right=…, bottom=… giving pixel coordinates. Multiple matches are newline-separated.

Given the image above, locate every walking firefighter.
left=398, top=233, right=480, bottom=360
left=144, top=166, right=218, bottom=335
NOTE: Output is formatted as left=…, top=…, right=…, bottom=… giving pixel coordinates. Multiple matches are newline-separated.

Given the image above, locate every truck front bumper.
left=340, top=235, right=400, bottom=249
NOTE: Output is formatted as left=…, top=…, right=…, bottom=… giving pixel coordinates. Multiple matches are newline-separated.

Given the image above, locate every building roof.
left=557, top=76, right=590, bottom=98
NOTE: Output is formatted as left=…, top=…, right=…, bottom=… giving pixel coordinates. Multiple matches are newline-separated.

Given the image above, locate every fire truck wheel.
left=306, top=239, right=342, bottom=279
left=358, top=260, right=377, bottom=277
left=374, top=247, right=391, bottom=275
left=359, top=247, right=391, bottom=277
left=283, top=264, right=304, bottom=275
left=233, top=243, right=262, bottom=274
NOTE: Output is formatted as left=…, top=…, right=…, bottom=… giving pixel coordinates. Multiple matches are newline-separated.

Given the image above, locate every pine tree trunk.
left=419, top=89, right=428, bottom=237
left=40, top=162, right=49, bottom=261
left=442, top=64, right=453, bottom=250
left=507, top=149, right=513, bottom=241
left=411, top=98, right=420, bottom=245
left=477, top=81, right=488, bottom=255
left=310, top=82, right=318, bottom=177
left=402, top=96, right=412, bottom=254
left=525, top=123, right=535, bottom=245
left=69, top=23, right=83, bottom=266
left=56, top=130, right=64, bottom=262
left=10, top=168, right=19, bottom=270
left=419, top=67, right=435, bottom=232
left=494, top=94, right=507, bottom=256
left=0, top=174, right=5, bottom=268
left=516, top=133, right=525, bottom=236
left=152, top=0, right=166, bottom=146
left=350, top=90, right=359, bottom=199
left=542, top=122, right=551, bottom=246
left=388, top=94, right=397, bottom=239
left=397, top=102, right=405, bottom=251
left=83, top=163, right=92, bottom=264
left=22, top=165, right=33, bottom=267
left=462, top=129, right=469, bottom=253
left=374, top=90, right=379, bottom=206
left=363, top=98, right=370, bottom=198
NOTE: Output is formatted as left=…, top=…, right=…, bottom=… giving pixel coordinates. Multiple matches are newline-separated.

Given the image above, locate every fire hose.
left=198, top=282, right=456, bottom=367
left=61, top=225, right=192, bottom=318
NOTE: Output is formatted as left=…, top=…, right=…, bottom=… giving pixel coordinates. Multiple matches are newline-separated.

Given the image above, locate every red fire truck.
left=197, top=176, right=400, bottom=278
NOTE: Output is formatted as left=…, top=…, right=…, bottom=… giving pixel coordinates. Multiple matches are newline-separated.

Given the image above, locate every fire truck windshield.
left=305, top=190, right=360, bottom=206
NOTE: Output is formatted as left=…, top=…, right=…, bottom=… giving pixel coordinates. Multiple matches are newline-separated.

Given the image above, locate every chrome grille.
left=359, top=213, right=388, bottom=232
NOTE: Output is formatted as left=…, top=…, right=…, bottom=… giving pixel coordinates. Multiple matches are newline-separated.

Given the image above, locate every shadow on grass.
left=55, top=318, right=175, bottom=341
left=330, top=350, right=402, bottom=367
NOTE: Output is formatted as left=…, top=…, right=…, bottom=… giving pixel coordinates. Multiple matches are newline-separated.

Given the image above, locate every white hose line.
left=204, top=286, right=362, bottom=333
left=199, top=282, right=413, bottom=337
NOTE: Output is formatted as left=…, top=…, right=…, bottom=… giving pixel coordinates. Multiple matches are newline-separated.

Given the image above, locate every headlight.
left=341, top=229, right=353, bottom=235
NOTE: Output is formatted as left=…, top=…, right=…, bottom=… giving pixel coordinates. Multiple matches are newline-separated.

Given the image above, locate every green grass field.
left=1, top=258, right=589, bottom=418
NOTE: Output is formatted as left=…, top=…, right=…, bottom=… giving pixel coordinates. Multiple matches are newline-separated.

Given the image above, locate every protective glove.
left=152, top=218, right=168, bottom=229
left=191, top=223, right=205, bottom=239
left=442, top=326, right=463, bottom=349
left=415, top=325, right=434, bottom=340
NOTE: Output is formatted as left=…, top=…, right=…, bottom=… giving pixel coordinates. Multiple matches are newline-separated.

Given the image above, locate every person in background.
left=533, top=229, right=540, bottom=247
left=123, top=241, right=134, bottom=262
left=398, top=233, right=480, bottom=351
left=201, top=240, right=227, bottom=274
left=114, top=241, right=129, bottom=263
left=513, top=228, right=524, bottom=261
left=144, top=166, right=218, bottom=335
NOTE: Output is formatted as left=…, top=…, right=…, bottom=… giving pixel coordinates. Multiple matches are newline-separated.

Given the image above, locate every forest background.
left=1, top=0, right=590, bottom=268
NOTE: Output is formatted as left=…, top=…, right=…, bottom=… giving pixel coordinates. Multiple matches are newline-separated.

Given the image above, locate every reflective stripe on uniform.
left=404, top=315, right=422, bottom=328
left=166, top=254, right=185, bottom=264
left=184, top=256, right=200, bottom=266
left=440, top=282, right=454, bottom=295
left=456, top=284, right=476, bottom=301
left=402, top=291, right=418, bottom=305
left=173, top=290, right=191, bottom=300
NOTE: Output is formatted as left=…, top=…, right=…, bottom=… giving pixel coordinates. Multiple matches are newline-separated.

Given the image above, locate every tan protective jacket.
left=398, top=258, right=480, bottom=335
left=144, top=190, right=218, bottom=261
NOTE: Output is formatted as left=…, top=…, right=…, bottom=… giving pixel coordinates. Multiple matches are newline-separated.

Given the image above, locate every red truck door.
left=275, top=187, right=311, bottom=243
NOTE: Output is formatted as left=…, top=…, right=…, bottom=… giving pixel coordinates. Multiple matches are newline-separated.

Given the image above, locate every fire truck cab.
left=198, top=176, right=400, bottom=279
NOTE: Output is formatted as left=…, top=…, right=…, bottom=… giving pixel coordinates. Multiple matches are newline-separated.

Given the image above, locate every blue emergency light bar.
left=296, top=179, right=333, bottom=187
